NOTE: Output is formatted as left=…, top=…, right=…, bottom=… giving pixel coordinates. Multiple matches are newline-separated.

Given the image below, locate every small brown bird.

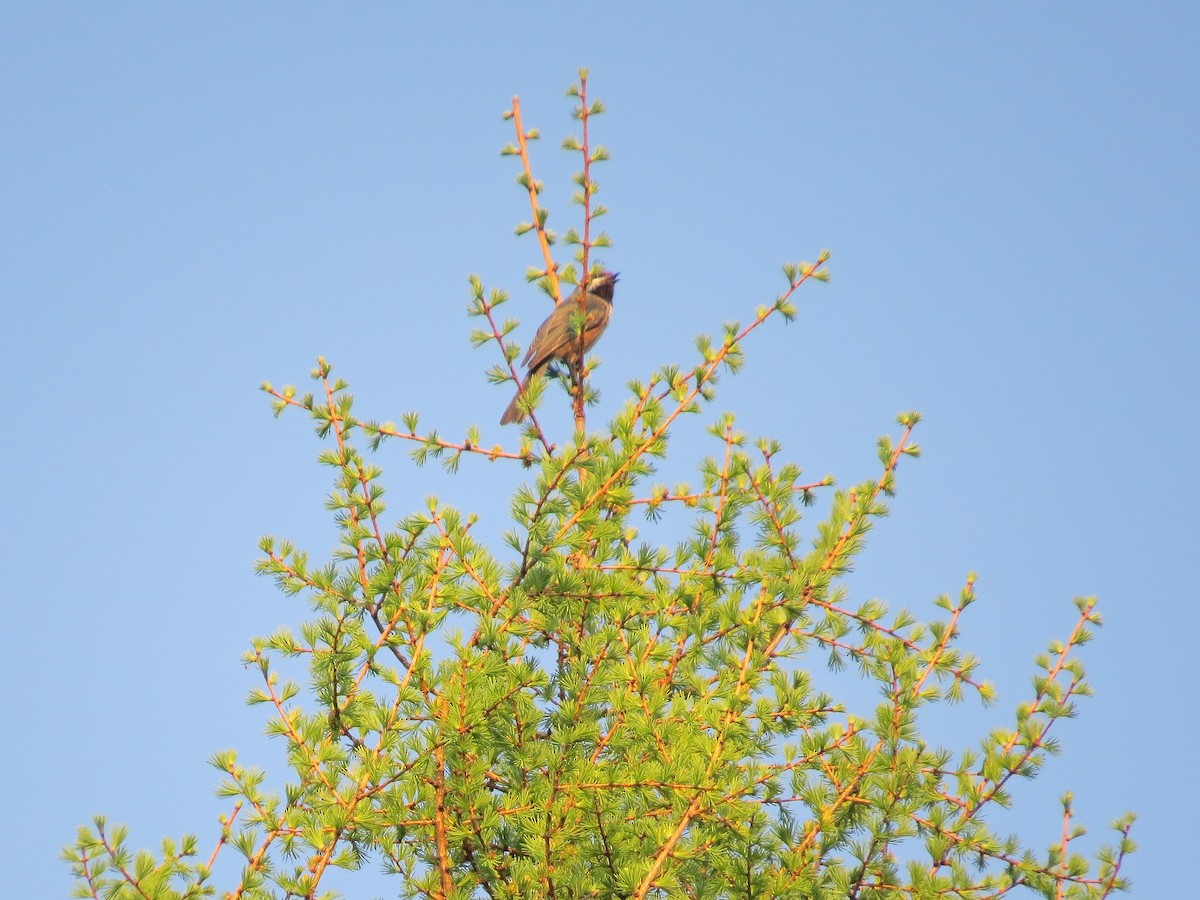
left=499, top=271, right=618, bottom=425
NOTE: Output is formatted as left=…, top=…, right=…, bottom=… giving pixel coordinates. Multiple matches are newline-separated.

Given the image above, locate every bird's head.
left=588, top=270, right=619, bottom=302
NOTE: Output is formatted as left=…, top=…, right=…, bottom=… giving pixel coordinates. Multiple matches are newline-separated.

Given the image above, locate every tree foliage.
left=66, top=71, right=1134, bottom=900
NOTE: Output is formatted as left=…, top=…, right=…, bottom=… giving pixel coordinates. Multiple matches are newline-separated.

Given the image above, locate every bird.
left=499, top=270, right=618, bottom=425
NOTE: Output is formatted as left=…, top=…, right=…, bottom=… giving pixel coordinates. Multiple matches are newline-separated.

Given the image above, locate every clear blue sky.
left=3, top=4, right=1195, bottom=896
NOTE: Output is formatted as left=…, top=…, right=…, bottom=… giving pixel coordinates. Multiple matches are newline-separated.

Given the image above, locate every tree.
left=66, top=71, right=1135, bottom=900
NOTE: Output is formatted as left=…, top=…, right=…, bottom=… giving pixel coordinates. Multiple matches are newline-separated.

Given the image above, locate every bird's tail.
left=499, top=374, right=534, bottom=425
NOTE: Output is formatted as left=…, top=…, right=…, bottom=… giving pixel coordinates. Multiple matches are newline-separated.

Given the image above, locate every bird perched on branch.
left=499, top=270, right=618, bottom=425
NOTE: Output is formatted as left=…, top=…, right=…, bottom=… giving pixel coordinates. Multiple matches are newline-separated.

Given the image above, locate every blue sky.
left=3, top=4, right=1196, bottom=896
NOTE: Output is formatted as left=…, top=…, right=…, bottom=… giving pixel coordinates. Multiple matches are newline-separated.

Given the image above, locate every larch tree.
left=66, top=71, right=1135, bottom=900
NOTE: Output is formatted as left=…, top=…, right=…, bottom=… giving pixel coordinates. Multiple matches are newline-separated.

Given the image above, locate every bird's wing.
left=521, top=302, right=569, bottom=368
left=522, top=291, right=609, bottom=369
